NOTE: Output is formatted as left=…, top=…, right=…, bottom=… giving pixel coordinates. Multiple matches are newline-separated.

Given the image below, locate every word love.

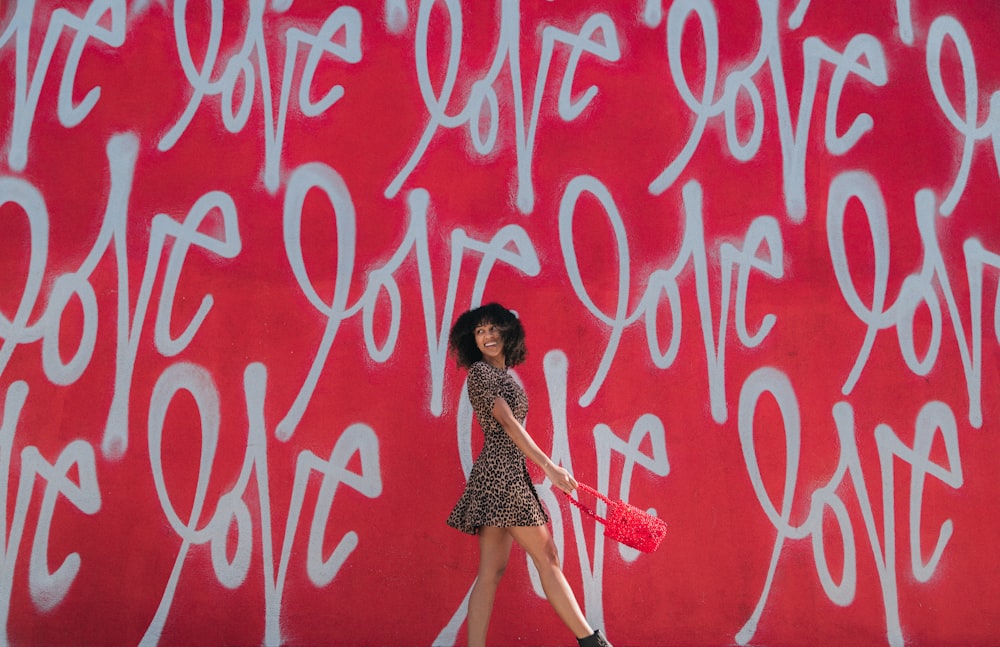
left=0, top=133, right=241, bottom=458
left=142, top=362, right=380, bottom=646
left=736, top=367, right=962, bottom=647
left=387, top=1, right=621, bottom=213
left=650, top=0, right=887, bottom=220
left=159, top=0, right=362, bottom=192
left=652, top=0, right=1000, bottom=225
left=279, top=168, right=541, bottom=436
left=558, top=174, right=783, bottom=424
left=827, top=171, right=1000, bottom=429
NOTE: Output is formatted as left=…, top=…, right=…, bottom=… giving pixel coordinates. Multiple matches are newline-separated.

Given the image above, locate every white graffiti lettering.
left=735, top=367, right=962, bottom=646
left=0, top=0, right=126, bottom=171
left=158, top=0, right=362, bottom=193
left=387, top=1, right=620, bottom=213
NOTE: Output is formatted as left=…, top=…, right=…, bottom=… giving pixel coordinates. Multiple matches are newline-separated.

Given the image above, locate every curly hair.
left=448, top=303, right=527, bottom=369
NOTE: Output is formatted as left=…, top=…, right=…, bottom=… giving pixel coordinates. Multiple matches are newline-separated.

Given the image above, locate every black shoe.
left=578, top=629, right=613, bottom=647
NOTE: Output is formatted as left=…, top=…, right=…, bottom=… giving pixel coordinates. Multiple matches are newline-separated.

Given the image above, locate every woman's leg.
left=507, top=524, right=593, bottom=639
left=467, top=526, right=514, bottom=647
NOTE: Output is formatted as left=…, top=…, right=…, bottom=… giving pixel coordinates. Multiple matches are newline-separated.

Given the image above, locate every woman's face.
left=474, top=321, right=505, bottom=366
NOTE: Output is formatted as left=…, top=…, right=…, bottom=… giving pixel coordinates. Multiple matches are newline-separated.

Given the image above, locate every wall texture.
left=1, top=1, right=999, bottom=645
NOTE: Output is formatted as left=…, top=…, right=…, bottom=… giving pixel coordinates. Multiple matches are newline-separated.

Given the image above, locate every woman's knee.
left=538, top=542, right=561, bottom=569
left=479, top=560, right=508, bottom=583
left=510, top=526, right=562, bottom=569
left=476, top=553, right=509, bottom=586
left=526, top=537, right=561, bottom=571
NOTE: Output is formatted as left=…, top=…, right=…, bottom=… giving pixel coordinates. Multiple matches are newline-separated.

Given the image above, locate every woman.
left=446, top=303, right=613, bottom=647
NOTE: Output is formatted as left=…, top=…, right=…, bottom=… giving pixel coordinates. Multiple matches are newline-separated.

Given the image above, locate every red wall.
left=2, top=1, right=1000, bottom=645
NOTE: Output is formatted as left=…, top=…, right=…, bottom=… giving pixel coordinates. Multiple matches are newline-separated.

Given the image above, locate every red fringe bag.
left=563, top=482, right=667, bottom=553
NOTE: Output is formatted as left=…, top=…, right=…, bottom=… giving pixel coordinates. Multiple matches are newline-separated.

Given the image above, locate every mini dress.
left=447, top=361, right=549, bottom=535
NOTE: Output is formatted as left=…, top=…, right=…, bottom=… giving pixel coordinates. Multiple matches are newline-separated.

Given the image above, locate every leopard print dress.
left=447, top=361, right=549, bottom=535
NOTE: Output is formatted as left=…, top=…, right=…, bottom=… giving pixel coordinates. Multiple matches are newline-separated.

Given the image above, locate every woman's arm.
left=491, top=396, right=578, bottom=493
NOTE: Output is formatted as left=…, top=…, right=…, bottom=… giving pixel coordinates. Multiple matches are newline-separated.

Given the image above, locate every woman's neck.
left=483, top=356, right=506, bottom=369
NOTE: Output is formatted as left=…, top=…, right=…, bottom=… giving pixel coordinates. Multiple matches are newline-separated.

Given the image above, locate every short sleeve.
left=466, top=362, right=499, bottom=414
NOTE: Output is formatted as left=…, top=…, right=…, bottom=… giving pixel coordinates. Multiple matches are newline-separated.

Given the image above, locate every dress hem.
left=447, top=518, right=549, bottom=536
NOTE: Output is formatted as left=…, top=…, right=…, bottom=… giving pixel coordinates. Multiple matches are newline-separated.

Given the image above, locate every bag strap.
left=562, top=482, right=612, bottom=525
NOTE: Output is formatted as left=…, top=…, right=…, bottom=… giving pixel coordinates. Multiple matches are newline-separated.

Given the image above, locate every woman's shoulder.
left=469, top=360, right=507, bottom=374
left=468, top=361, right=491, bottom=379
left=467, top=361, right=505, bottom=385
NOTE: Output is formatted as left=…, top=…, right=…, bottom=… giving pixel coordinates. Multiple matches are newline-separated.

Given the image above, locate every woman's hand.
left=545, top=464, right=578, bottom=494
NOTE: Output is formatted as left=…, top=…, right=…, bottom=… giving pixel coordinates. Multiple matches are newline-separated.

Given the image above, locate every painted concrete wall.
left=1, top=1, right=999, bottom=645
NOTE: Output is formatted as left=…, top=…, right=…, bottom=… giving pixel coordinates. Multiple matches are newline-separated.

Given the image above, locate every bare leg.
left=508, top=524, right=593, bottom=639
left=467, top=526, right=514, bottom=647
